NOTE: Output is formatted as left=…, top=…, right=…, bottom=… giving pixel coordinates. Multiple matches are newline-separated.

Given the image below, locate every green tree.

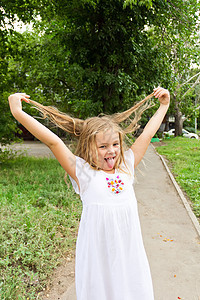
left=4, top=0, right=172, bottom=116
left=0, top=3, right=45, bottom=146
left=0, top=13, right=20, bottom=145
left=145, top=0, right=200, bottom=135
left=1, top=0, right=200, bottom=146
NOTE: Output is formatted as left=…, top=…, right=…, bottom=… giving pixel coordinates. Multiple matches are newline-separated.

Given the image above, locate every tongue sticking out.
left=106, top=158, right=115, bottom=169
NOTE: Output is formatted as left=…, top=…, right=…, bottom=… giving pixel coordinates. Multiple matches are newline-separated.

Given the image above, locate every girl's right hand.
left=153, top=87, right=170, bottom=106
left=8, top=93, right=30, bottom=115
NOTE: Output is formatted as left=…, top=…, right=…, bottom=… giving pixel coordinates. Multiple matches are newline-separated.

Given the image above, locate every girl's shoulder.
left=75, top=155, right=94, bottom=171
left=69, top=155, right=97, bottom=195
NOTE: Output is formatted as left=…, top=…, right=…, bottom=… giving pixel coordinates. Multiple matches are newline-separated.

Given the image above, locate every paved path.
left=4, top=141, right=55, bottom=158
left=136, top=146, right=200, bottom=300
left=7, top=142, right=200, bottom=300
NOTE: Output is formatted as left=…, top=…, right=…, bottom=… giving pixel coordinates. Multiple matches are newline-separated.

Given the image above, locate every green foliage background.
left=0, top=0, right=199, bottom=144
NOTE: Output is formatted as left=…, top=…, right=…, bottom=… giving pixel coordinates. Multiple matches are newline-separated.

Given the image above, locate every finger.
left=21, top=93, right=30, bottom=98
left=21, top=95, right=30, bottom=103
left=154, top=88, right=164, bottom=98
left=153, top=86, right=161, bottom=91
left=156, top=88, right=169, bottom=98
left=153, top=86, right=162, bottom=95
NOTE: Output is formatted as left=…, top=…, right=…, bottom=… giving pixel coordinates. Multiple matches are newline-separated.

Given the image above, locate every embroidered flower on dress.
left=106, top=175, right=124, bottom=194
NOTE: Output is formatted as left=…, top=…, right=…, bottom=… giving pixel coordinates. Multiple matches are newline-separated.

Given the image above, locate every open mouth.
left=104, top=157, right=116, bottom=169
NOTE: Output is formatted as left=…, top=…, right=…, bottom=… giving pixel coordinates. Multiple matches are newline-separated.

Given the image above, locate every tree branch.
left=181, top=73, right=200, bottom=99
left=180, top=71, right=200, bottom=87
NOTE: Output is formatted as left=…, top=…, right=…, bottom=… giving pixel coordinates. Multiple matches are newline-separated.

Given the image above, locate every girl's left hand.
left=153, top=86, right=170, bottom=106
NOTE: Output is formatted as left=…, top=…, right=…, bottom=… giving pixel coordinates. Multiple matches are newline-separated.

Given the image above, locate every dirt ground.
left=40, top=256, right=76, bottom=300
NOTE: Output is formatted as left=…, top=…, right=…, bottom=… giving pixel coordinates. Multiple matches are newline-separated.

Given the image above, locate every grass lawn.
left=0, top=156, right=82, bottom=299
left=155, top=137, right=200, bottom=219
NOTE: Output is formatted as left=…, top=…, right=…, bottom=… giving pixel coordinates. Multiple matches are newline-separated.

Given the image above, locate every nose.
left=107, top=145, right=115, bottom=154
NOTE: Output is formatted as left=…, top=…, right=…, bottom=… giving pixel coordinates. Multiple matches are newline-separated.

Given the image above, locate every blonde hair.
left=29, top=92, right=154, bottom=171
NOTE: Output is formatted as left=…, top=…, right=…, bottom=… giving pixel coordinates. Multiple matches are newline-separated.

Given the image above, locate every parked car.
left=163, top=129, right=199, bottom=139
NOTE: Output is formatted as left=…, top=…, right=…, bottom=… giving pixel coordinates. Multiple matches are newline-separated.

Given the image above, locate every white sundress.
left=69, top=149, right=154, bottom=300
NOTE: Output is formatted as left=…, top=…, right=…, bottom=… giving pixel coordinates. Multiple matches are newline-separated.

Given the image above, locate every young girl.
left=8, top=87, right=170, bottom=300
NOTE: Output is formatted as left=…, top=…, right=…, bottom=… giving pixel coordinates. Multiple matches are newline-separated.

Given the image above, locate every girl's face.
left=94, top=130, right=121, bottom=173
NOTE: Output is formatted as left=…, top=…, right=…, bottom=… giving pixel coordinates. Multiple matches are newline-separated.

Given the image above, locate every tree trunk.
left=163, top=114, right=169, bottom=131
left=173, top=94, right=183, bottom=136
left=174, top=106, right=183, bottom=136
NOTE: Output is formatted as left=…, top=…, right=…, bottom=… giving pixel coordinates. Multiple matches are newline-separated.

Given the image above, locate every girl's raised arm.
left=8, top=93, right=78, bottom=185
left=131, top=87, right=170, bottom=168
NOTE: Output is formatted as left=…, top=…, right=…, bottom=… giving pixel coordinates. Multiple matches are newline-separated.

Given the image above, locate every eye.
left=99, top=145, right=106, bottom=149
left=113, top=142, right=119, bottom=146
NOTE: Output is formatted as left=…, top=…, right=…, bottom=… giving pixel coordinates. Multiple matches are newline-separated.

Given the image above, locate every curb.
left=151, top=144, right=200, bottom=238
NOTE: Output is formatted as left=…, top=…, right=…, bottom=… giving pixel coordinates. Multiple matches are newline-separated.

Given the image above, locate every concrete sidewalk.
left=3, top=141, right=55, bottom=158
left=8, top=142, right=200, bottom=299
left=136, top=145, right=200, bottom=300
